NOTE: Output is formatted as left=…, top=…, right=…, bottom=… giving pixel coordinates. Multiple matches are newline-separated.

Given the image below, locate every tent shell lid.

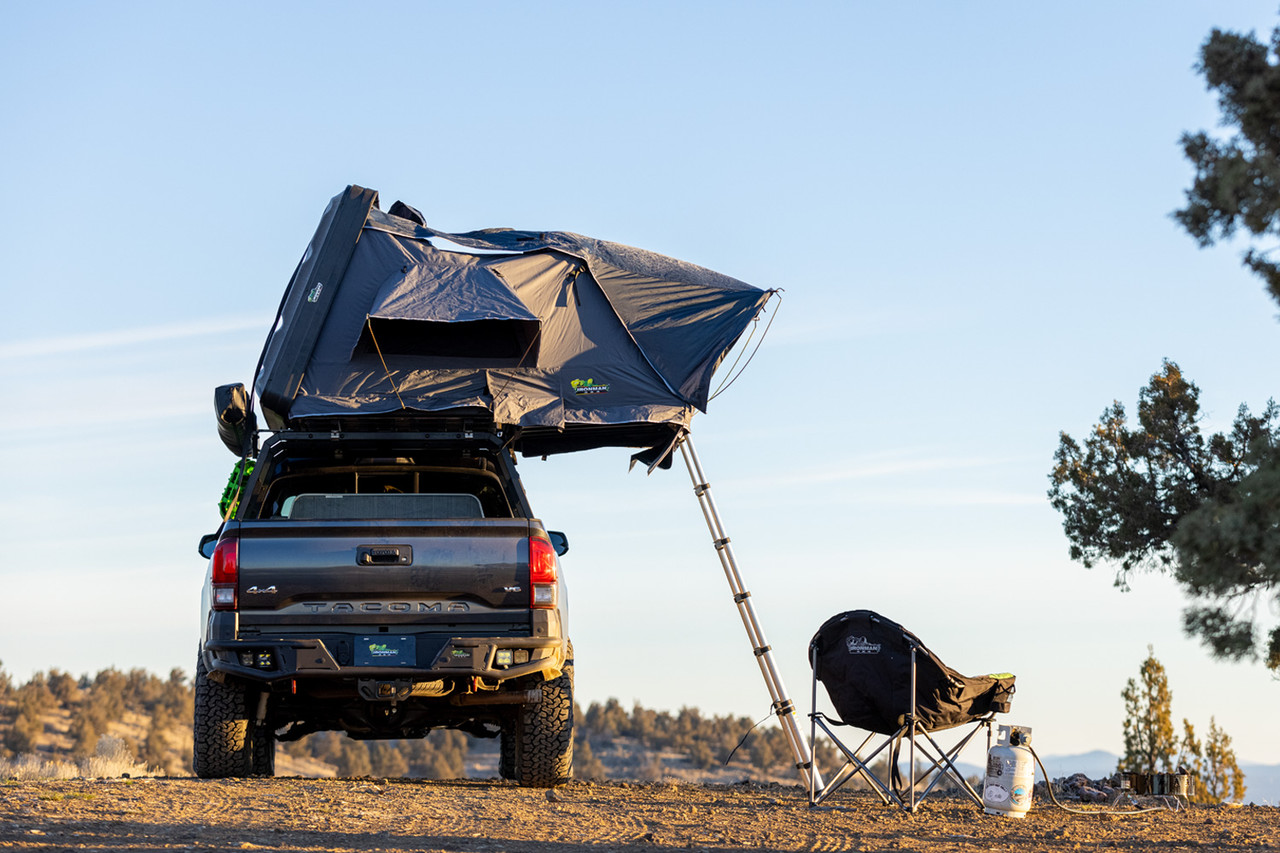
left=250, top=185, right=775, bottom=461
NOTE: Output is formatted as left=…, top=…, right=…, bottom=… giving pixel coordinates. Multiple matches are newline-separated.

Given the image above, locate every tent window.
left=356, top=317, right=540, bottom=363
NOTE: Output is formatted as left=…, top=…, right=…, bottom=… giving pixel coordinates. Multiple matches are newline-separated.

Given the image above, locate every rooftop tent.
left=254, top=185, right=776, bottom=459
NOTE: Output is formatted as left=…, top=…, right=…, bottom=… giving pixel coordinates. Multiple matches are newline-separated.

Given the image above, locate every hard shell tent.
left=251, top=185, right=776, bottom=461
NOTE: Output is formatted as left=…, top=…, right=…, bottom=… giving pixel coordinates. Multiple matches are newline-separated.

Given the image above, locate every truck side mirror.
left=547, top=530, right=569, bottom=557
left=198, top=532, right=219, bottom=559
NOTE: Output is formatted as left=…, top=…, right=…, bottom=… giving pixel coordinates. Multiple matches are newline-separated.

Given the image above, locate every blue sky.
left=3, top=3, right=1280, bottom=774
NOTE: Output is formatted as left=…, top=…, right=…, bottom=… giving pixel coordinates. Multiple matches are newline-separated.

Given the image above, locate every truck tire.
left=511, top=647, right=574, bottom=787
left=250, top=722, right=276, bottom=777
left=500, top=643, right=572, bottom=784
left=499, top=726, right=516, bottom=781
left=192, top=653, right=252, bottom=778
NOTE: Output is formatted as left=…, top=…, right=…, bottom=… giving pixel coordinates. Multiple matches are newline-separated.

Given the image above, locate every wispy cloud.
left=759, top=303, right=961, bottom=347
left=0, top=401, right=208, bottom=442
left=0, top=316, right=266, bottom=360
left=728, top=450, right=1002, bottom=489
left=712, top=450, right=1047, bottom=507
left=0, top=316, right=264, bottom=440
left=851, top=488, right=1046, bottom=507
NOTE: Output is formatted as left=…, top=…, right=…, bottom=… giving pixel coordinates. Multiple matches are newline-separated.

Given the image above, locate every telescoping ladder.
left=677, top=434, right=821, bottom=790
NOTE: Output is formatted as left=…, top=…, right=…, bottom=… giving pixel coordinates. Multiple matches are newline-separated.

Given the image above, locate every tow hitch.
left=357, top=679, right=413, bottom=702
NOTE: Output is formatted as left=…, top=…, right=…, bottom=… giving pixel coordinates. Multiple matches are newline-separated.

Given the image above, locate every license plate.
left=355, top=636, right=416, bottom=667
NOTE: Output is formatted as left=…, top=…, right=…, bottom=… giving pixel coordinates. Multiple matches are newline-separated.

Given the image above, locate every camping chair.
left=807, top=610, right=1016, bottom=811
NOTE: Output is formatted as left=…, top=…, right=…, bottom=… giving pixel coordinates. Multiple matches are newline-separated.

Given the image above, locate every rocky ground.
left=1, top=776, right=1275, bottom=852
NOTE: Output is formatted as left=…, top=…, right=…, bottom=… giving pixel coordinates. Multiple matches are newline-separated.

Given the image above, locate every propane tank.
left=983, top=725, right=1035, bottom=818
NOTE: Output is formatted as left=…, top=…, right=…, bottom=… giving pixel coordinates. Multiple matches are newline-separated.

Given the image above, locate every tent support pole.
left=677, top=433, right=821, bottom=790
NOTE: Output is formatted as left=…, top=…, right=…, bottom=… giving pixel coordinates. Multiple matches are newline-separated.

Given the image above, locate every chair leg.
left=909, top=645, right=918, bottom=812
left=906, top=718, right=992, bottom=808
left=809, top=716, right=899, bottom=807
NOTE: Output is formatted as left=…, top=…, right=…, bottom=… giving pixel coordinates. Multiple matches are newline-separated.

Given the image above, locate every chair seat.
left=807, top=609, right=1016, bottom=811
left=811, top=610, right=1015, bottom=734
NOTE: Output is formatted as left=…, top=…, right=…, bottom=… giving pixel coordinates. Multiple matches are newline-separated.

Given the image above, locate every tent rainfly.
left=250, top=185, right=777, bottom=463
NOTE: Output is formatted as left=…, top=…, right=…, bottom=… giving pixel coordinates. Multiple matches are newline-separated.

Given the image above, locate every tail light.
left=528, top=536, right=558, bottom=609
left=211, top=537, right=239, bottom=611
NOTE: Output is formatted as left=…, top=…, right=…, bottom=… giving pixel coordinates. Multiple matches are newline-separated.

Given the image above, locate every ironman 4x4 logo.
left=570, top=377, right=610, bottom=395
left=846, top=636, right=881, bottom=654
left=368, top=642, right=400, bottom=658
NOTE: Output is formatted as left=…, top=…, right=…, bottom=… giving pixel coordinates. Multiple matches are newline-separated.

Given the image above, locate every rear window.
left=249, top=465, right=515, bottom=519
left=281, top=493, right=484, bottom=520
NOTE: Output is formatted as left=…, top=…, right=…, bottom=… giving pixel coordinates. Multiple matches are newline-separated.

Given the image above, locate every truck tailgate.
left=233, top=519, right=533, bottom=625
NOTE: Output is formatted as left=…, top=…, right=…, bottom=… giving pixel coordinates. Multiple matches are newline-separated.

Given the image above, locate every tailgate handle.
left=357, top=545, right=412, bottom=566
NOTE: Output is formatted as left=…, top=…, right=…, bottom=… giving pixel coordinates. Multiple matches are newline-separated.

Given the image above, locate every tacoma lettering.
left=299, top=601, right=471, bottom=614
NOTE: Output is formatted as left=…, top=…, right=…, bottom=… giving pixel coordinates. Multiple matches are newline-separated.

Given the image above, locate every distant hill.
left=1239, top=763, right=1280, bottom=807
left=947, top=750, right=1121, bottom=789
left=1037, top=750, right=1121, bottom=781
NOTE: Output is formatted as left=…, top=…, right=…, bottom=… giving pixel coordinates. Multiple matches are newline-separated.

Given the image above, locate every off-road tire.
left=499, top=725, right=516, bottom=780
left=192, top=653, right=252, bottom=778
left=510, top=648, right=574, bottom=787
left=250, top=722, right=276, bottom=777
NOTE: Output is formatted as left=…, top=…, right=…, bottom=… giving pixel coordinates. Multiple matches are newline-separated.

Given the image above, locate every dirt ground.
left=1, top=777, right=1275, bottom=853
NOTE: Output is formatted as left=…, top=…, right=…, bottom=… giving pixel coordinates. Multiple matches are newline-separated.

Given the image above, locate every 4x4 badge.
left=245, top=585, right=278, bottom=594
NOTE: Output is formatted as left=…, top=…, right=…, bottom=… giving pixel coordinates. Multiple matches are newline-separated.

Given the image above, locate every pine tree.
left=1119, top=647, right=1176, bottom=774
left=573, top=734, right=607, bottom=780
left=333, top=737, right=371, bottom=777
left=1050, top=15, right=1280, bottom=671
left=142, top=708, right=171, bottom=772
left=1202, top=717, right=1247, bottom=804
left=1123, top=650, right=1247, bottom=802
left=1177, top=719, right=1205, bottom=796
left=368, top=741, right=409, bottom=778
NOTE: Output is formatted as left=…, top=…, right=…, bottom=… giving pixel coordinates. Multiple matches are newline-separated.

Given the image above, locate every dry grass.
left=0, top=735, right=155, bottom=781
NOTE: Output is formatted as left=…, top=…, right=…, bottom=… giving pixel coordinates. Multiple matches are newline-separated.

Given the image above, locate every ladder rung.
left=680, top=433, right=815, bottom=790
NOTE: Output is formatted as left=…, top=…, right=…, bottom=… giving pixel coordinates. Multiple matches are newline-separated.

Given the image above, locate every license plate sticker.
left=355, top=636, right=416, bottom=667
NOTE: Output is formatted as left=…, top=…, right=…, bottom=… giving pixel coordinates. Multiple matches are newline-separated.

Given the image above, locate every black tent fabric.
left=810, top=610, right=1015, bottom=735
left=251, top=186, right=776, bottom=460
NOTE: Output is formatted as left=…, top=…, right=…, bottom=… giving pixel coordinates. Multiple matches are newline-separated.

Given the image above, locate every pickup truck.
left=195, top=426, right=572, bottom=786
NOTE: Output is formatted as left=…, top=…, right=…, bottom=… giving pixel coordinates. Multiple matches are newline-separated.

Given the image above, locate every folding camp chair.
left=807, top=610, right=1016, bottom=811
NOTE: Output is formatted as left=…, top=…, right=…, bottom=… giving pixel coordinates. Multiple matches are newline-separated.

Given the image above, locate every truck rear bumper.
left=203, top=635, right=563, bottom=685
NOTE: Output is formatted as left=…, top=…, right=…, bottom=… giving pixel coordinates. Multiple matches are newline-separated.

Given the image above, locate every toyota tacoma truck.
left=195, top=424, right=572, bottom=786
